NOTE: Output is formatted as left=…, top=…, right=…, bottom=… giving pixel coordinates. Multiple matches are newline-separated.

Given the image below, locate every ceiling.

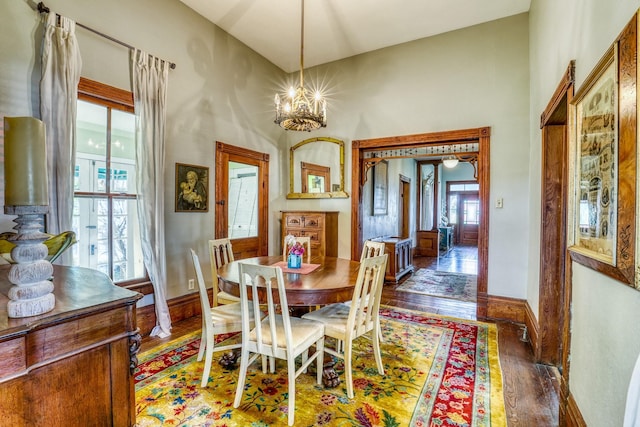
left=178, top=0, right=531, bottom=73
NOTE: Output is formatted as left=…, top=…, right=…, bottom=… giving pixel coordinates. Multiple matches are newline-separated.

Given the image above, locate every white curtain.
left=40, top=11, right=82, bottom=264
left=131, top=49, right=171, bottom=338
left=625, top=351, right=640, bottom=426
left=421, top=176, right=434, bottom=230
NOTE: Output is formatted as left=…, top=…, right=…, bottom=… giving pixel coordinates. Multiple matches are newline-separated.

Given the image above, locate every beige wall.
left=529, top=0, right=640, bottom=424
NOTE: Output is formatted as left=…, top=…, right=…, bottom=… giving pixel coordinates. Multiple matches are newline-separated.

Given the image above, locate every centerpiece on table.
left=285, top=235, right=305, bottom=269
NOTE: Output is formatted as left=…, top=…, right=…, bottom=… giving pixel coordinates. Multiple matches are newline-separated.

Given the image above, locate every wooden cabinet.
left=0, top=265, right=142, bottom=426
left=415, top=230, right=439, bottom=257
left=439, top=226, right=454, bottom=253
left=373, top=236, right=414, bottom=283
left=281, top=211, right=338, bottom=257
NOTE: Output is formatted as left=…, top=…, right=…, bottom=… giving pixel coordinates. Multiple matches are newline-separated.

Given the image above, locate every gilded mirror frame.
left=287, top=137, right=349, bottom=199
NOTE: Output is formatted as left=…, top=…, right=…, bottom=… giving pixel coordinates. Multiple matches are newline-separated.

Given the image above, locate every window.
left=463, top=199, right=480, bottom=225
left=446, top=180, right=479, bottom=226
left=73, top=78, right=145, bottom=284
left=449, top=183, right=479, bottom=192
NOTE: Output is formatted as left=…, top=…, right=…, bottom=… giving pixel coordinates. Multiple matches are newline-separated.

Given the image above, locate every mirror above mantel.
left=287, top=137, right=349, bottom=199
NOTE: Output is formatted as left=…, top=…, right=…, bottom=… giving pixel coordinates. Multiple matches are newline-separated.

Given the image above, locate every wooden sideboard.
left=0, top=265, right=142, bottom=426
left=372, top=236, right=414, bottom=283
left=281, top=211, right=339, bottom=257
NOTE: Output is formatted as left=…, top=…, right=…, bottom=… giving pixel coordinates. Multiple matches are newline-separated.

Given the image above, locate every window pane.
left=228, top=162, right=259, bottom=238
left=76, top=100, right=108, bottom=193
left=449, top=195, right=458, bottom=224
left=112, top=198, right=144, bottom=281
left=463, top=200, right=480, bottom=225
left=111, top=109, right=137, bottom=194
left=72, top=196, right=107, bottom=271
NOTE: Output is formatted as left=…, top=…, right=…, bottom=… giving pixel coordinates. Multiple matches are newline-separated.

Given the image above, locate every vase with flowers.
left=285, top=235, right=305, bottom=269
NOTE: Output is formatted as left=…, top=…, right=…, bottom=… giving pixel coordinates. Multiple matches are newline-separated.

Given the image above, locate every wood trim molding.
left=563, top=390, right=587, bottom=427
left=485, top=294, right=526, bottom=324
left=540, top=61, right=575, bottom=128
left=78, top=77, right=134, bottom=111
left=136, top=291, right=208, bottom=337
left=524, top=300, right=541, bottom=359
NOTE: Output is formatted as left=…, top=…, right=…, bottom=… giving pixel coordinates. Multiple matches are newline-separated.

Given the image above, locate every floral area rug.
left=396, top=269, right=478, bottom=302
left=134, top=306, right=505, bottom=426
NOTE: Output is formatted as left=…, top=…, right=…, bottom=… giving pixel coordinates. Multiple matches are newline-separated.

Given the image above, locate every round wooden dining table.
left=217, top=255, right=361, bottom=388
left=217, top=255, right=361, bottom=306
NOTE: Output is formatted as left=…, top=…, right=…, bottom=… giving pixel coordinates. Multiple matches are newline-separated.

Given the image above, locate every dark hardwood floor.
left=141, top=245, right=559, bottom=426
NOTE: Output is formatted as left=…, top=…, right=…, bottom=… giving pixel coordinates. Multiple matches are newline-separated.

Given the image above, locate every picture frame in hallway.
left=568, top=14, right=638, bottom=289
left=175, top=163, right=209, bottom=212
left=372, top=159, right=388, bottom=216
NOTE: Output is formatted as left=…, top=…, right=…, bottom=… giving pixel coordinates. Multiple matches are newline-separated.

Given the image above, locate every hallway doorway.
left=351, top=127, right=490, bottom=318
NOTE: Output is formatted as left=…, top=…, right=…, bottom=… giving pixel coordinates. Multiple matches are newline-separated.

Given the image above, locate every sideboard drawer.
left=281, top=211, right=338, bottom=257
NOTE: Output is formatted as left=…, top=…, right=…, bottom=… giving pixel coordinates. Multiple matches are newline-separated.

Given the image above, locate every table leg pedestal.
left=322, top=356, right=340, bottom=388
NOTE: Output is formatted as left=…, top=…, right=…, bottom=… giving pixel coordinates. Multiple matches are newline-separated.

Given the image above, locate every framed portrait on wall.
left=568, top=14, right=638, bottom=288
left=175, top=163, right=209, bottom=212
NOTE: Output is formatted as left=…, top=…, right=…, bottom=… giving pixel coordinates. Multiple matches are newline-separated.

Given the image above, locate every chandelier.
left=274, top=0, right=327, bottom=131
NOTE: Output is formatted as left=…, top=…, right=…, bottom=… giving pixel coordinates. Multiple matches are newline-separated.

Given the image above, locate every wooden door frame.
left=214, top=141, right=269, bottom=257
left=399, top=174, right=411, bottom=239
left=351, top=127, right=490, bottom=318
left=539, top=61, right=574, bottom=424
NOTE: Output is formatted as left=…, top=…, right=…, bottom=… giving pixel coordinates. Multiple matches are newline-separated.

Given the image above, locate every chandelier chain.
left=274, top=0, right=327, bottom=132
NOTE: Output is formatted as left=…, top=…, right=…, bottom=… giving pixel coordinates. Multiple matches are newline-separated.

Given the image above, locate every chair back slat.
left=209, top=238, right=235, bottom=305
left=360, top=239, right=387, bottom=262
left=190, top=249, right=213, bottom=333
left=238, top=263, right=291, bottom=359
left=347, top=254, right=388, bottom=339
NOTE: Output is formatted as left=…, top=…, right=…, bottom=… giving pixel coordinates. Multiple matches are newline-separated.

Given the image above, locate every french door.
left=458, top=193, right=479, bottom=246
left=215, top=142, right=269, bottom=258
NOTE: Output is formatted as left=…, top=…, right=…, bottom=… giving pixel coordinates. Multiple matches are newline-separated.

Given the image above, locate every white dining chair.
left=360, top=239, right=386, bottom=262
left=209, top=238, right=241, bottom=306
left=190, top=249, right=260, bottom=388
left=282, top=235, right=312, bottom=264
left=233, top=263, right=325, bottom=426
left=302, top=254, right=388, bottom=399
left=360, top=239, right=387, bottom=342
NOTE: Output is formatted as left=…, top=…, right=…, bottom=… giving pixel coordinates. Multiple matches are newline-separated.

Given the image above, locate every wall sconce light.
left=443, top=155, right=459, bottom=168
left=3, top=117, right=54, bottom=318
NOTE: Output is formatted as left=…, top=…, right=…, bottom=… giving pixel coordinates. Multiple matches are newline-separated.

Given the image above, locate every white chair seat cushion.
left=250, top=315, right=324, bottom=350
left=210, top=302, right=254, bottom=330
left=302, top=303, right=352, bottom=338
left=217, top=290, right=240, bottom=303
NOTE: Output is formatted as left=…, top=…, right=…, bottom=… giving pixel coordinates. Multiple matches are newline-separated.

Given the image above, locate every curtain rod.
left=36, top=2, right=176, bottom=70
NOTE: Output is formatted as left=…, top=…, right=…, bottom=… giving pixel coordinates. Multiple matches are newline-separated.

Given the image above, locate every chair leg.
left=234, top=349, right=250, bottom=408
left=316, top=338, right=324, bottom=385
left=344, top=340, right=354, bottom=399
left=373, top=324, right=385, bottom=375
left=302, top=349, right=309, bottom=373
left=197, top=319, right=206, bottom=361
left=201, top=334, right=214, bottom=388
left=287, top=356, right=296, bottom=426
